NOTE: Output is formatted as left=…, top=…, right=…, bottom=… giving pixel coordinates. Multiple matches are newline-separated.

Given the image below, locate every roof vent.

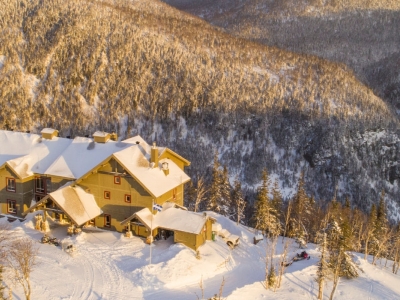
left=41, top=128, right=58, bottom=140
left=162, top=162, right=169, bottom=176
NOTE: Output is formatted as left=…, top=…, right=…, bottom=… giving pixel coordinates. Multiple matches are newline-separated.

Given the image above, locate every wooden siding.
left=0, top=167, right=33, bottom=217
left=174, top=231, right=198, bottom=250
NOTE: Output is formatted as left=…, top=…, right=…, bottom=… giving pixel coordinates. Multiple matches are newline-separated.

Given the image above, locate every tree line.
left=185, top=153, right=400, bottom=295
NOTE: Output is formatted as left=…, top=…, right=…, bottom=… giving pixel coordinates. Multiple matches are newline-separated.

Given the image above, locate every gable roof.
left=113, top=147, right=190, bottom=198
left=0, top=130, right=72, bottom=179
left=25, top=184, right=102, bottom=226
left=44, top=137, right=132, bottom=179
left=121, top=206, right=208, bottom=235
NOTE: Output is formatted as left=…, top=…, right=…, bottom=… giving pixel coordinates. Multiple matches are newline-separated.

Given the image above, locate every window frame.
left=6, top=178, right=16, bottom=192
left=114, top=176, right=121, bottom=185
left=35, top=177, right=46, bottom=194
left=7, top=199, right=17, bottom=214
left=125, top=194, right=131, bottom=203
left=104, top=191, right=111, bottom=199
left=104, top=214, right=111, bottom=227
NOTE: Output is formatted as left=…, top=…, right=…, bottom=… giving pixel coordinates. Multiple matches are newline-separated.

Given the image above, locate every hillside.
left=3, top=212, right=400, bottom=299
left=0, top=0, right=399, bottom=215
left=163, top=0, right=400, bottom=116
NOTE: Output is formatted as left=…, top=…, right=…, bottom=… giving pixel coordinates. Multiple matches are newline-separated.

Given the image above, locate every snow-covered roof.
left=41, top=128, right=58, bottom=135
left=45, top=137, right=132, bottom=179
left=121, top=206, right=207, bottom=235
left=1, top=130, right=190, bottom=198
left=0, top=130, right=72, bottom=179
left=25, top=184, right=102, bottom=226
left=50, top=185, right=102, bottom=226
left=113, top=147, right=190, bottom=198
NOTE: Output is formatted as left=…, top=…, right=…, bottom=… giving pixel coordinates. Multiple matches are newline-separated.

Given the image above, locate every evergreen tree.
left=364, top=203, right=377, bottom=260
left=271, top=180, right=283, bottom=221
left=232, top=177, right=246, bottom=225
left=207, top=151, right=222, bottom=212
left=291, top=172, right=310, bottom=243
left=267, top=265, right=277, bottom=289
left=219, top=165, right=232, bottom=216
left=253, top=169, right=280, bottom=237
left=375, top=191, right=387, bottom=237
left=253, top=169, right=269, bottom=233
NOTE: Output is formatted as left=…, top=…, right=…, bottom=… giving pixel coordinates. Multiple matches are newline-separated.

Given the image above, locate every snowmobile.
left=282, top=251, right=310, bottom=267
left=41, top=234, right=60, bottom=246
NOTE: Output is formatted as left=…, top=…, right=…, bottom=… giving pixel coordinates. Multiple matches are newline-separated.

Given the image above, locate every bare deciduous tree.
left=4, top=238, right=38, bottom=300
left=194, top=176, right=208, bottom=213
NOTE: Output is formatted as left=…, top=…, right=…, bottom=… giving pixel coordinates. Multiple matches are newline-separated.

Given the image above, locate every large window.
left=104, top=214, right=111, bottom=227
left=35, top=177, right=45, bottom=194
left=6, top=178, right=16, bottom=192
left=7, top=200, right=16, bottom=214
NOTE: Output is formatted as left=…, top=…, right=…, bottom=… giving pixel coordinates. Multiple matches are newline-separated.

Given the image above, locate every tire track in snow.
left=77, top=253, right=96, bottom=300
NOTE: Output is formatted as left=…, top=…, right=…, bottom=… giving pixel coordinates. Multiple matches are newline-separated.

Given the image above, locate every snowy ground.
left=2, top=213, right=400, bottom=300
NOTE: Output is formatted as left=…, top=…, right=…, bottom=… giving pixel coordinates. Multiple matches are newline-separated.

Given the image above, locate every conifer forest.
left=1, top=0, right=399, bottom=239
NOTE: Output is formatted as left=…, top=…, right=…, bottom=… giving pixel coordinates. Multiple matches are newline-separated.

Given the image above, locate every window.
left=104, top=214, right=111, bottom=227
left=6, top=178, right=16, bottom=192
left=35, top=177, right=45, bottom=194
left=7, top=200, right=16, bottom=214
left=125, top=194, right=131, bottom=203
left=114, top=176, right=121, bottom=184
left=88, top=218, right=95, bottom=226
left=104, top=191, right=111, bottom=199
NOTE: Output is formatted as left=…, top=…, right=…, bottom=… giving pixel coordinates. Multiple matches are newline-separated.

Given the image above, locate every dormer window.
left=6, top=178, right=16, bottom=192
left=114, top=176, right=121, bottom=185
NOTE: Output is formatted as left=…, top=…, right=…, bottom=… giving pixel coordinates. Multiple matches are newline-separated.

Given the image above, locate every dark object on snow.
left=282, top=251, right=311, bottom=267
left=40, top=234, right=60, bottom=246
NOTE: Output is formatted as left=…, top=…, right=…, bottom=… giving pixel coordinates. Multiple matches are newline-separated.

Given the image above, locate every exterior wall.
left=78, top=159, right=154, bottom=232
left=155, top=183, right=184, bottom=207
left=0, top=167, right=32, bottom=217
left=205, top=218, right=214, bottom=241
left=174, top=230, right=198, bottom=250
left=159, top=150, right=187, bottom=170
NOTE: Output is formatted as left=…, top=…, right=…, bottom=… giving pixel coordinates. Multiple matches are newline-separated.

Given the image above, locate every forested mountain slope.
left=0, top=0, right=399, bottom=217
left=163, top=0, right=400, bottom=116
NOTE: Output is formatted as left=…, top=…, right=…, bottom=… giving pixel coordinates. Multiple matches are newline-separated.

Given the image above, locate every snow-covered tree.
left=290, top=172, right=311, bottom=243
left=316, top=233, right=329, bottom=300
left=253, top=169, right=280, bottom=237
left=207, top=151, right=222, bottom=212
left=271, top=180, right=283, bottom=221
left=219, top=165, right=232, bottom=216
left=232, top=177, right=246, bottom=225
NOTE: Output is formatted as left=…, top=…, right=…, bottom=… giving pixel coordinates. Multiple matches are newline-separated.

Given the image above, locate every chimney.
left=110, top=132, right=118, bottom=141
left=93, top=131, right=110, bottom=143
left=40, top=128, right=58, bottom=140
left=151, top=142, right=159, bottom=168
left=162, top=162, right=169, bottom=176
